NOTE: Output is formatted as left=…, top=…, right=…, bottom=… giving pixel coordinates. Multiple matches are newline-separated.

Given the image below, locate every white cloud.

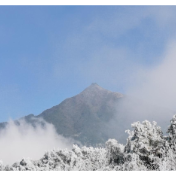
left=127, top=40, right=176, bottom=111
left=107, top=39, right=176, bottom=139
left=0, top=118, right=75, bottom=165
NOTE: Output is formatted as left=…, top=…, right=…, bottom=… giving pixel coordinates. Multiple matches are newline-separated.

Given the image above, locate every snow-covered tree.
left=0, top=160, right=4, bottom=171
left=2, top=115, right=176, bottom=171
left=167, top=115, right=176, bottom=147
left=105, top=139, right=124, bottom=165
left=124, top=120, right=166, bottom=170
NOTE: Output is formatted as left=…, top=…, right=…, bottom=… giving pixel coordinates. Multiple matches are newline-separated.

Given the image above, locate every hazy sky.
left=1, top=6, right=176, bottom=122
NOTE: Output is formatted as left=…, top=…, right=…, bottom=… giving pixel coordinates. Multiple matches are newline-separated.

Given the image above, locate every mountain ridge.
left=35, top=83, right=124, bottom=145
left=0, top=83, right=174, bottom=146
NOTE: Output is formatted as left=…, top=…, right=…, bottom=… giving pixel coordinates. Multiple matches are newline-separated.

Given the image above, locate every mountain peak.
left=90, top=83, right=99, bottom=86
left=79, top=83, right=123, bottom=99
left=89, top=83, right=103, bottom=89
left=81, top=83, right=105, bottom=94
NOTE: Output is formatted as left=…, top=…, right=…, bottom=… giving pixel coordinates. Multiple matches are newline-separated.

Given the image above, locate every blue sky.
left=0, top=6, right=176, bottom=122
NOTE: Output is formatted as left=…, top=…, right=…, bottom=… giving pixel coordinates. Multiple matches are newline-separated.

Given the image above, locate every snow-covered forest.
left=1, top=115, right=176, bottom=171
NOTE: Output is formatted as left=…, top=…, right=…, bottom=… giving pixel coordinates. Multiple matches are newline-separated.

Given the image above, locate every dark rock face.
left=37, top=83, right=123, bottom=146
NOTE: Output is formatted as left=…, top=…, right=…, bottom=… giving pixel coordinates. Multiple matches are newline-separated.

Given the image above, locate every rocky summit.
left=36, top=83, right=124, bottom=146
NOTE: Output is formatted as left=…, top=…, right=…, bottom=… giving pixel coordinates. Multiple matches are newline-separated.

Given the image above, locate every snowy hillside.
left=1, top=115, right=176, bottom=171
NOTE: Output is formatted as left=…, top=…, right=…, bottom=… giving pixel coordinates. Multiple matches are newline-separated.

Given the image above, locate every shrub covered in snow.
left=2, top=115, right=176, bottom=171
left=167, top=115, right=176, bottom=146
left=2, top=146, right=107, bottom=171
left=124, top=120, right=166, bottom=170
left=105, top=139, right=124, bottom=165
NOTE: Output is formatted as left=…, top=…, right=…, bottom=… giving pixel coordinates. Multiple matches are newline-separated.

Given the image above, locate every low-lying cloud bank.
left=0, top=118, right=75, bottom=165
